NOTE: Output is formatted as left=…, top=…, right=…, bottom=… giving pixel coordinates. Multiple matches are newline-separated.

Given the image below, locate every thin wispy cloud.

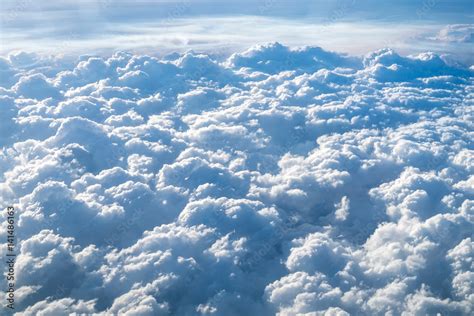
left=1, top=1, right=473, bottom=62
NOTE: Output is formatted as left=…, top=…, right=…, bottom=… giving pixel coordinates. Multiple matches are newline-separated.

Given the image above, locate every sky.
left=0, top=1, right=473, bottom=315
left=1, top=0, right=473, bottom=62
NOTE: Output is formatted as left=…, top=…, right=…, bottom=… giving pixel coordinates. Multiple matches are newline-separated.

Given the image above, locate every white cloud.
left=0, top=43, right=472, bottom=315
left=434, top=24, right=474, bottom=43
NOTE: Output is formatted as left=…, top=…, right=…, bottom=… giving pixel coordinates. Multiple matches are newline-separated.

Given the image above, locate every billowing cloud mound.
left=0, top=43, right=473, bottom=315
left=434, top=24, right=474, bottom=43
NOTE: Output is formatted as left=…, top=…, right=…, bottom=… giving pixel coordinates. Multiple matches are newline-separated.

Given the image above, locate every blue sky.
left=1, top=0, right=473, bottom=62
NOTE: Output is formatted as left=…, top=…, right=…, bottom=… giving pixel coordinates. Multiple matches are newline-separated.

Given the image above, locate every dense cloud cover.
left=0, top=43, right=473, bottom=315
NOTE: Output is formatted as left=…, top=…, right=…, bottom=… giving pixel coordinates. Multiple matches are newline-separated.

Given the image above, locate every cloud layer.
left=0, top=43, right=473, bottom=315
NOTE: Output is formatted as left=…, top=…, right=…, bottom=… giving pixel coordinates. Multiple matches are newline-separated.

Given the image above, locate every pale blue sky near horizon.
left=1, top=0, right=473, bottom=62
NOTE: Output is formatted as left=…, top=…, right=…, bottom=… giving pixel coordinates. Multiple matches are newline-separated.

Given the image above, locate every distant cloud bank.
left=1, top=0, right=474, bottom=63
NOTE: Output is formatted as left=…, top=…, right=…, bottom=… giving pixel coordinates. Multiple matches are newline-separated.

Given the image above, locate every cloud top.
left=0, top=43, right=472, bottom=315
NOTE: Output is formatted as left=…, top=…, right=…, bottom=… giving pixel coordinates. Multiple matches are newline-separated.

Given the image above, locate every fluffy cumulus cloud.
left=434, top=24, right=474, bottom=43
left=0, top=43, right=473, bottom=315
